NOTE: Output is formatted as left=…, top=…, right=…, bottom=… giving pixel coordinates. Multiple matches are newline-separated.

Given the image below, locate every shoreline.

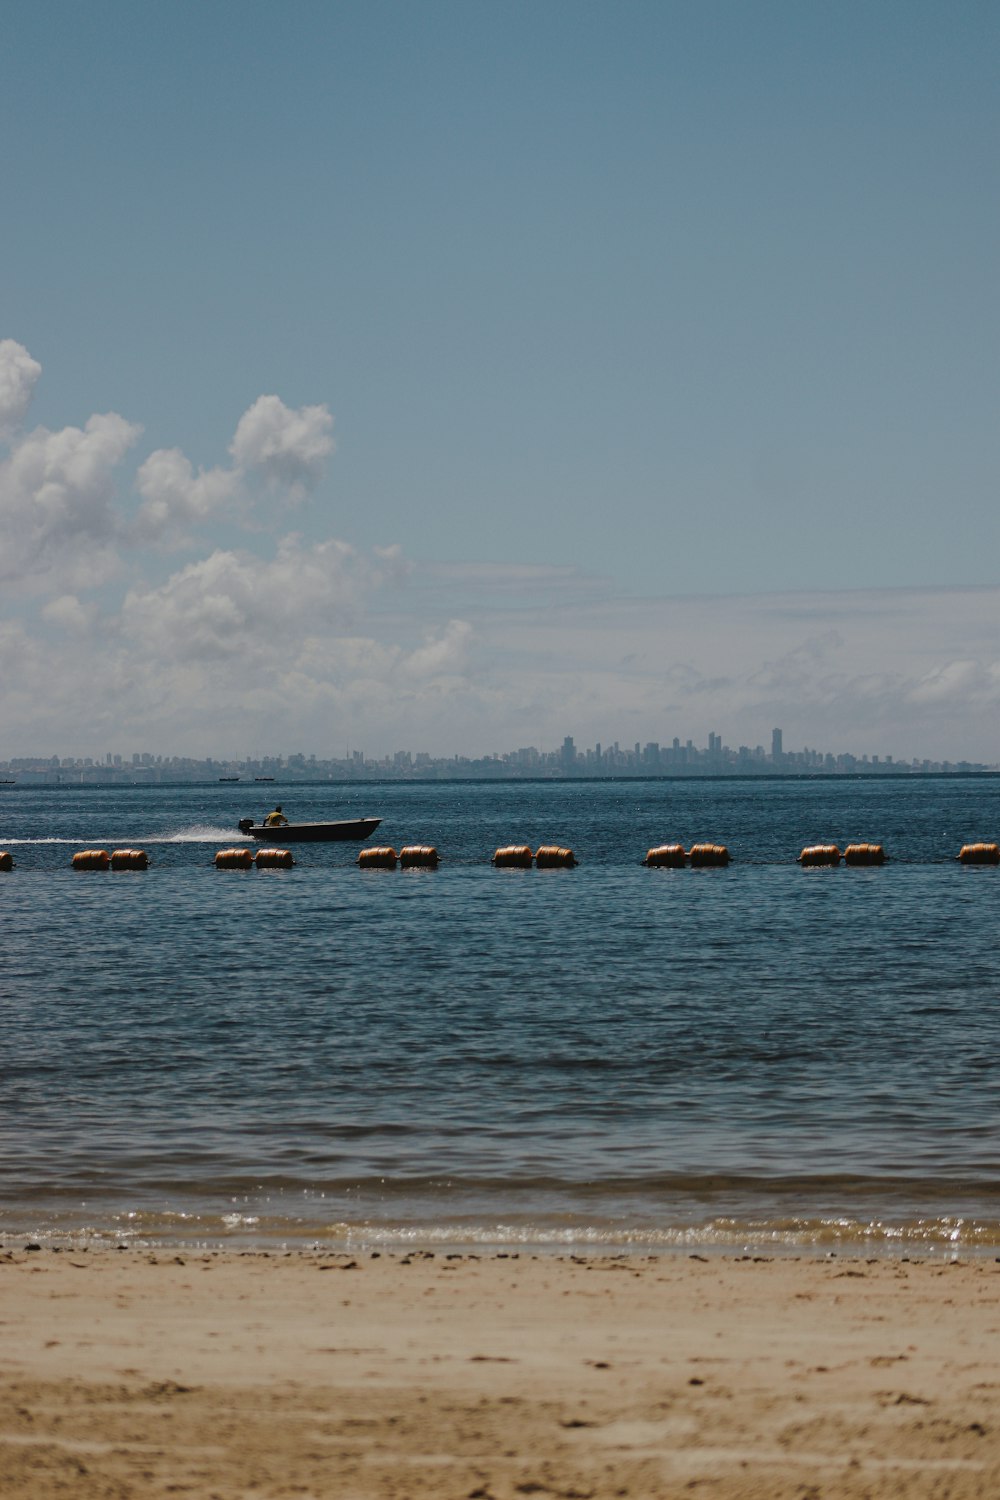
left=2, top=1247, right=998, bottom=1498
left=5, top=1230, right=1000, bottom=1254
left=4, top=1205, right=1000, bottom=1259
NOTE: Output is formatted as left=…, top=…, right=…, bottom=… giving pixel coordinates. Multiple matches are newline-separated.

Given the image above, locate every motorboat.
left=237, top=816, right=381, bottom=844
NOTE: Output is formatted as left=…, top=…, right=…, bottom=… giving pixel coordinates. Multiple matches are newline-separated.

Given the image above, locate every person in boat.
left=263, top=805, right=288, bottom=827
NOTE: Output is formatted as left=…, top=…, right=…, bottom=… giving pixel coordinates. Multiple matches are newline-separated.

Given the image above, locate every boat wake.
left=160, top=825, right=250, bottom=843
left=0, top=837, right=82, bottom=844
left=0, top=825, right=249, bottom=845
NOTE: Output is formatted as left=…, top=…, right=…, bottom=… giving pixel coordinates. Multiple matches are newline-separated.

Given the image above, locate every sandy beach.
left=1, top=1248, right=998, bottom=1498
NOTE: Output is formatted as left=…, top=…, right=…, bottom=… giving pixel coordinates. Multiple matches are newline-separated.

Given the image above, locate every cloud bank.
left=0, top=338, right=998, bottom=764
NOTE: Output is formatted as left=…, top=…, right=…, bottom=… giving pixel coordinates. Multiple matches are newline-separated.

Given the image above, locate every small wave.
left=6, top=1212, right=1000, bottom=1257
left=317, top=1216, right=1000, bottom=1254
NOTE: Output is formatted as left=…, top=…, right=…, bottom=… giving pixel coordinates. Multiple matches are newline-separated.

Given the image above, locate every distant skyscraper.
left=772, top=727, right=783, bottom=765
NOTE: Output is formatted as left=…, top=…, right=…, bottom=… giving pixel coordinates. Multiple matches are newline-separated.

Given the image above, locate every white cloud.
left=0, top=340, right=42, bottom=438
left=42, top=594, right=102, bottom=635
left=133, top=447, right=243, bottom=543
left=0, top=411, right=141, bottom=588
left=907, top=659, right=993, bottom=705
left=404, top=619, right=474, bottom=678
left=134, top=394, right=336, bottom=542
left=0, top=344, right=340, bottom=592
left=230, top=394, right=334, bottom=495
left=120, top=536, right=370, bottom=662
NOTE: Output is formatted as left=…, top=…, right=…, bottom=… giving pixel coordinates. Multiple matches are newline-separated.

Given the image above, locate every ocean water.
left=1, top=776, right=999, bottom=1255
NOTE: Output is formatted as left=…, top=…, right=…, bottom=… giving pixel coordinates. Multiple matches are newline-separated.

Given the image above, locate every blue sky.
left=1, top=1, right=998, bottom=760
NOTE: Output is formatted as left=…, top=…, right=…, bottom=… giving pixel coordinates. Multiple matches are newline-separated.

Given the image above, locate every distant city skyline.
left=4, top=726, right=994, bottom=784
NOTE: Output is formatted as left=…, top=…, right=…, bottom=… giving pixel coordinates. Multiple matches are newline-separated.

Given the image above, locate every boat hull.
left=242, top=818, right=382, bottom=844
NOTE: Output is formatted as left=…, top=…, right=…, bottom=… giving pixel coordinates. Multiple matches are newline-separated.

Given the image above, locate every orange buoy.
left=399, top=845, right=439, bottom=867
left=0, top=851, right=13, bottom=871
left=798, top=845, right=841, bottom=866
left=214, top=848, right=253, bottom=869
left=688, top=843, right=730, bottom=867
left=492, top=845, right=534, bottom=867
left=255, top=848, right=294, bottom=869
left=358, top=846, right=398, bottom=868
left=110, top=848, right=149, bottom=870
left=534, top=845, right=577, bottom=867
left=844, top=843, right=886, bottom=866
left=958, top=843, right=1000, bottom=865
left=72, top=849, right=110, bottom=870
left=644, top=844, right=686, bottom=868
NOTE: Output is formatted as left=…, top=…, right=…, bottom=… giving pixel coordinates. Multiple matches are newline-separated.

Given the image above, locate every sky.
left=1, top=0, right=998, bottom=763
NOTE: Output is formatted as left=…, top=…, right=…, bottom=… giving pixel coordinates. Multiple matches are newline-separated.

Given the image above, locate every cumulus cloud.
left=121, top=536, right=371, bottom=662
left=0, top=340, right=42, bottom=438
left=134, top=393, right=335, bottom=542
left=0, top=410, right=141, bottom=587
left=230, top=394, right=334, bottom=494
left=133, top=448, right=243, bottom=543
left=0, top=343, right=339, bottom=577
left=0, top=343, right=475, bottom=751
left=0, top=340, right=145, bottom=588
left=82, top=559, right=478, bottom=750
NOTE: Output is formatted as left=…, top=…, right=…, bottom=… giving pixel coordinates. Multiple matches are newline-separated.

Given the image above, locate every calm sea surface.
left=2, top=776, right=999, bottom=1255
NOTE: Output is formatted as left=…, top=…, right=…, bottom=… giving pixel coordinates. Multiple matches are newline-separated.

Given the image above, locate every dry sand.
left=1, top=1246, right=998, bottom=1498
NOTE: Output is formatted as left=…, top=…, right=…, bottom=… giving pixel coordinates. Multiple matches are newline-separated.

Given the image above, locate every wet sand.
left=1, top=1247, right=998, bottom=1498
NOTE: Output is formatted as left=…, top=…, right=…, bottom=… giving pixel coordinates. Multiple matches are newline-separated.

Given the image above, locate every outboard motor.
left=237, top=818, right=254, bottom=835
